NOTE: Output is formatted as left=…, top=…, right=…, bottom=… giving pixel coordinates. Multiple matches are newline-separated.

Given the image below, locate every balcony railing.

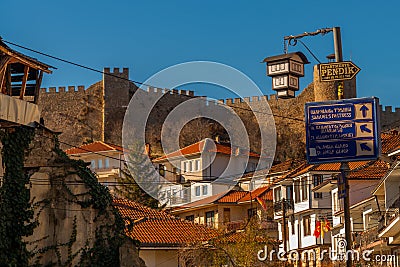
left=225, top=220, right=245, bottom=231
left=170, top=193, right=191, bottom=205
left=353, top=226, right=381, bottom=249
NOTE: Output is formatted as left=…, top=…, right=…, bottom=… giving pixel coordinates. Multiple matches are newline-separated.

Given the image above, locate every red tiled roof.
left=381, top=131, right=400, bottom=154
left=124, top=218, right=218, bottom=246
left=238, top=186, right=272, bottom=203
left=218, top=191, right=248, bottom=203
left=276, top=159, right=388, bottom=181
left=279, top=162, right=311, bottom=179
left=273, top=132, right=400, bottom=182
left=113, top=198, right=171, bottom=219
left=347, top=160, right=390, bottom=179
left=172, top=187, right=272, bottom=212
left=269, top=159, right=303, bottom=174
left=313, top=161, right=369, bottom=172
left=113, top=198, right=219, bottom=247
left=65, top=141, right=123, bottom=154
left=241, top=159, right=303, bottom=179
left=153, top=138, right=259, bottom=162
left=173, top=191, right=227, bottom=210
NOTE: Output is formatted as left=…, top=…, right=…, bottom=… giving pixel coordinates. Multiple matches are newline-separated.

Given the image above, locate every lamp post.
left=263, top=52, right=309, bottom=99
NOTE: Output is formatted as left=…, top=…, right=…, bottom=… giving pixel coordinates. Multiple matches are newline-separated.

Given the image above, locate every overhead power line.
left=2, top=39, right=305, bottom=123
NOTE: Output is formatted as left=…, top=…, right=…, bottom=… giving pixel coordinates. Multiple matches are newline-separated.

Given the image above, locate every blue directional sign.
left=305, top=97, right=380, bottom=164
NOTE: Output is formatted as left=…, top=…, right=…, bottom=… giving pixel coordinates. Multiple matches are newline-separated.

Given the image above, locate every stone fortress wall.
left=37, top=67, right=400, bottom=162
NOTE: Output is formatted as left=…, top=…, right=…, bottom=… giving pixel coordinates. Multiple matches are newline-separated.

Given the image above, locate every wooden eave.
left=0, top=45, right=53, bottom=74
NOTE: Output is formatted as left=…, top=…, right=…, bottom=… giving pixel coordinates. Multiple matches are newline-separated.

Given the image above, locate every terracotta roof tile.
left=276, top=159, right=388, bottom=181
left=124, top=218, right=218, bottom=246
left=381, top=131, right=400, bottom=154
left=113, top=198, right=171, bottom=219
left=217, top=191, right=248, bottom=203
left=65, top=141, right=123, bottom=155
left=347, top=160, right=390, bottom=179
left=173, top=192, right=227, bottom=210
left=281, top=162, right=312, bottom=179
left=241, top=159, right=303, bottom=179
left=238, top=186, right=272, bottom=203
left=313, top=161, right=369, bottom=172
left=172, top=187, right=272, bottom=212
left=113, top=198, right=219, bottom=247
left=269, top=159, right=304, bottom=173
left=153, top=138, right=259, bottom=162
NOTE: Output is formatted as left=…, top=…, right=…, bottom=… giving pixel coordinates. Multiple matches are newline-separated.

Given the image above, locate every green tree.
left=0, top=127, right=36, bottom=266
left=116, top=143, right=159, bottom=209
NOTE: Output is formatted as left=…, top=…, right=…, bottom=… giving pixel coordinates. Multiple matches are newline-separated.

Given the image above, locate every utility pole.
left=333, top=27, right=345, bottom=100
left=341, top=162, right=352, bottom=267
left=333, top=28, right=352, bottom=266
left=282, top=198, right=287, bottom=252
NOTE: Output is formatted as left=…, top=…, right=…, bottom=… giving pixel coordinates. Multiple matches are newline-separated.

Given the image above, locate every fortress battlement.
left=146, top=86, right=195, bottom=97
left=103, top=67, right=129, bottom=76
left=40, top=86, right=86, bottom=94
left=218, top=95, right=274, bottom=105
left=380, top=105, right=400, bottom=114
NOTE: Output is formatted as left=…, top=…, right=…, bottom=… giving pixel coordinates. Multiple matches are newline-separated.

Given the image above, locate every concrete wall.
left=140, top=249, right=178, bottom=267
left=19, top=127, right=144, bottom=266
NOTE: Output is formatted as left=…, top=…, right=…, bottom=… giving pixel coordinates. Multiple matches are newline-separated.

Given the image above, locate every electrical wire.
left=2, top=39, right=305, bottom=123
left=297, top=40, right=322, bottom=64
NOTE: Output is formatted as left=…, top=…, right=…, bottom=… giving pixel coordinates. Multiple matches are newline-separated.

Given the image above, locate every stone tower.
left=313, top=65, right=356, bottom=102
left=103, top=67, right=132, bottom=145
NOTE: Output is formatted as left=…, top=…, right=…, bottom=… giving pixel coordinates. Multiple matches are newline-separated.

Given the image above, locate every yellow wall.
left=140, top=249, right=178, bottom=267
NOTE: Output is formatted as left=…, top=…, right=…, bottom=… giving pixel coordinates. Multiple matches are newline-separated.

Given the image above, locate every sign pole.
left=282, top=198, right=287, bottom=253
left=340, top=162, right=352, bottom=267
left=333, top=27, right=343, bottom=63
left=334, top=26, right=352, bottom=267
left=333, top=27, right=344, bottom=100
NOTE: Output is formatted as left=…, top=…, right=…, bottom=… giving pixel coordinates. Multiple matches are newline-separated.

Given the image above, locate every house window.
left=186, top=215, right=194, bottom=222
left=166, top=190, right=171, bottom=199
left=189, top=161, right=193, bottom=172
left=105, top=158, right=110, bottom=168
left=313, top=175, right=323, bottom=199
left=206, top=211, right=215, bottom=227
left=195, top=159, right=200, bottom=171
left=195, top=186, right=201, bottom=196
left=294, top=180, right=300, bottom=203
left=274, top=187, right=282, bottom=202
left=333, top=192, right=339, bottom=212
left=301, top=177, right=308, bottom=201
left=286, top=185, right=293, bottom=201
left=248, top=208, right=257, bottom=219
left=98, top=159, right=103, bottom=169
left=91, top=160, right=96, bottom=169
left=202, top=185, right=208, bottom=195
left=183, top=160, right=201, bottom=173
left=303, top=215, right=311, bottom=236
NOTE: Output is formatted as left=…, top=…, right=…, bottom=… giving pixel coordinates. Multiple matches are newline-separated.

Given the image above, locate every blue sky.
left=1, top=1, right=399, bottom=107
